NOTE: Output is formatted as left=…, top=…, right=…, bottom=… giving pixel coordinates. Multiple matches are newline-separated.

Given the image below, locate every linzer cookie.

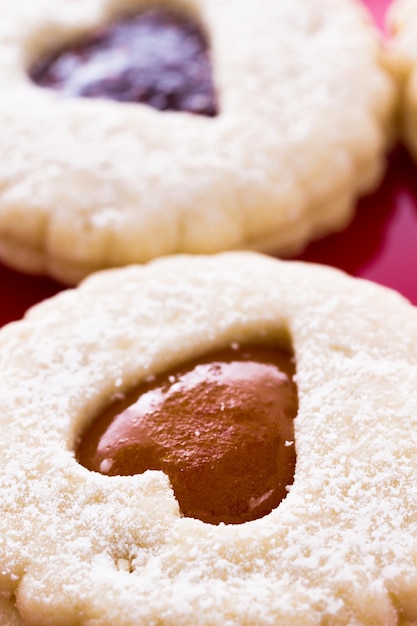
left=1, top=252, right=417, bottom=624
left=389, top=0, right=417, bottom=160
left=0, top=0, right=395, bottom=284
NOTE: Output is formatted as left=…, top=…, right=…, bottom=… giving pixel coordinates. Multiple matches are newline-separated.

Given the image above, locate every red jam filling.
left=76, top=344, right=298, bottom=525
left=29, top=8, right=218, bottom=116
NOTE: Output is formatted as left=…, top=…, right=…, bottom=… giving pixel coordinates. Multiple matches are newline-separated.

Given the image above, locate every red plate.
left=0, top=0, right=414, bottom=328
left=297, top=144, right=417, bottom=304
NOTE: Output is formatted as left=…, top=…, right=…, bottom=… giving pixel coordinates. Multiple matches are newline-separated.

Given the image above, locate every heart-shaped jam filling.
left=76, top=344, right=298, bottom=525
left=29, top=8, right=218, bottom=116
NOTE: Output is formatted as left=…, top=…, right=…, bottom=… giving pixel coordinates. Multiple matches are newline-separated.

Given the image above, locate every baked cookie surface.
left=1, top=252, right=417, bottom=625
left=0, top=0, right=395, bottom=284
left=389, top=0, right=417, bottom=159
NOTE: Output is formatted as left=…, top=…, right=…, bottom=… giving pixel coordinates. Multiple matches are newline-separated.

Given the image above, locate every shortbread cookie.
left=1, top=252, right=417, bottom=625
left=0, top=0, right=396, bottom=284
left=388, top=0, right=417, bottom=159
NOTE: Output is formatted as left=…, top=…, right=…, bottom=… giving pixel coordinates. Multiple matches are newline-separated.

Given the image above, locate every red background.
left=0, top=0, right=413, bottom=327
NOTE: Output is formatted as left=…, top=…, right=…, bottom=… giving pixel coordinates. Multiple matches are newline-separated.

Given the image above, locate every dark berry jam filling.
left=29, top=8, right=218, bottom=116
left=76, top=344, right=298, bottom=525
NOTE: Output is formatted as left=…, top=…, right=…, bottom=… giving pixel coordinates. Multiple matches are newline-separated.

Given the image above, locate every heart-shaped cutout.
left=76, top=343, right=298, bottom=525
left=29, top=7, right=218, bottom=116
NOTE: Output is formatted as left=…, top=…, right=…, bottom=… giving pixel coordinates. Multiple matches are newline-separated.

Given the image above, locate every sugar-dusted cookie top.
left=0, top=0, right=396, bottom=284
left=388, top=0, right=417, bottom=159
left=1, top=252, right=417, bottom=625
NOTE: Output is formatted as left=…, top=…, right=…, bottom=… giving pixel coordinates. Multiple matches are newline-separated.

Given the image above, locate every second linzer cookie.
left=0, top=0, right=396, bottom=284
left=1, top=252, right=417, bottom=624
